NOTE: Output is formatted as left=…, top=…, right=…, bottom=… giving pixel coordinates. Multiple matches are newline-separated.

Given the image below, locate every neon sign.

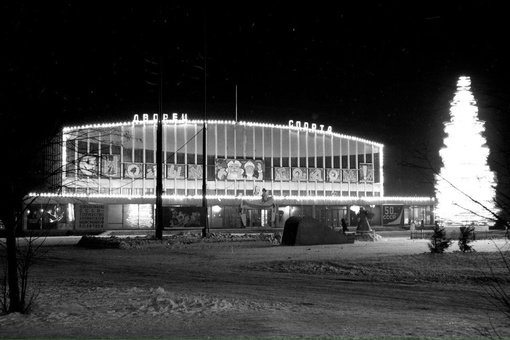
left=288, top=120, right=332, bottom=133
left=132, top=113, right=188, bottom=123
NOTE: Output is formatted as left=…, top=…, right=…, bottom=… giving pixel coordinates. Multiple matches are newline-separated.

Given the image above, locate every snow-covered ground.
left=1, top=235, right=509, bottom=338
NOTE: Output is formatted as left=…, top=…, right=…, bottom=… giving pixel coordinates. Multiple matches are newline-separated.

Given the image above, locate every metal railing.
left=410, top=229, right=508, bottom=240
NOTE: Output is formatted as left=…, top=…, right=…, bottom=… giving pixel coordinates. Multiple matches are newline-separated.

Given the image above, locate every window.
left=134, top=149, right=143, bottom=163
left=123, top=204, right=154, bottom=229
left=123, top=148, right=132, bottom=162
left=145, top=150, right=154, bottom=163
left=108, top=205, right=123, bottom=224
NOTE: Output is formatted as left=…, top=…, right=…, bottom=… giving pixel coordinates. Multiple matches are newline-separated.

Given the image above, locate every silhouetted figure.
left=341, top=218, right=348, bottom=234
left=261, top=188, right=268, bottom=203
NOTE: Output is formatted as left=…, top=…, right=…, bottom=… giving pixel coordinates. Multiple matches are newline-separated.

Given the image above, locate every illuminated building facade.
left=24, top=114, right=435, bottom=232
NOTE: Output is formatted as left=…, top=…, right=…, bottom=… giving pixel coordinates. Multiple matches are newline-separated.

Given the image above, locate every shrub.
left=458, top=226, right=476, bottom=252
left=428, top=225, right=452, bottom=253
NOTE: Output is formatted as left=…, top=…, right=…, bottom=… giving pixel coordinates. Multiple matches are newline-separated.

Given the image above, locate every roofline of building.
left=62, top=116, right=384, bottom=148
left=27, top=192, right=435, bottom=206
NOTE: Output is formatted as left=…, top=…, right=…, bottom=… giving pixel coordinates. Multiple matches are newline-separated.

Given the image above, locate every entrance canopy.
left=241, top=197, right=275, bottom=210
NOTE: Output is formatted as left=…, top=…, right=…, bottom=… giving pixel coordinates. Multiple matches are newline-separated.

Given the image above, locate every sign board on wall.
left=78, top=205, right=105, bottom=229
left=274, top=167, right=291, bottom=180
left=166, top=164, right=186, bottom=179
left=163, top=207, right=207, bottom=228
left=342, top=169, right=358, bottom=183
left=359, top=163, right=374, bottom=182
left=102, top=155, right=121, bottom=178
left=308, top=168, right=324, bottom=181
left=124, top=163, right=143, bottom=178
left=187, top=164, right=203, bottom=179
left=291, top=167, right=308, bottom=181
left=215, top=159, right=265, bottom=180
left=326, top=169, right=341, bottom=182
left=78, top=155, right=98, bottom=177
left=145, top=164, right=158, bottom=178
left=382, top=205, right=404, bottom=226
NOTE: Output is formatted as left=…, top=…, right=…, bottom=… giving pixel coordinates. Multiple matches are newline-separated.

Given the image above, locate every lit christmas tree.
left=435, top=76, right=497, bottom=226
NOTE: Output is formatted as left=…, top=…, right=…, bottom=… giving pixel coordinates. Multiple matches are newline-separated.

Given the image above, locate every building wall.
left=61, top=119, right=383, bottom=199
left=24, top=117, right=435, bottom=232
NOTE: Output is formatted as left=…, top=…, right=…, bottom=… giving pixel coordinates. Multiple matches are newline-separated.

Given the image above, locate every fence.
left=410, top=228, right=508, bottom=240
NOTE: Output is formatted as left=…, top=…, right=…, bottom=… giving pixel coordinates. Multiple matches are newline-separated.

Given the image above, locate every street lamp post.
left=202, top=120, right=208, bottom=236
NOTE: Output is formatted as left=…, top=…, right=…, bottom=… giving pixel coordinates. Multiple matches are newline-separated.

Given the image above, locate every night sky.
left=3, top=2, right=510, bottom=196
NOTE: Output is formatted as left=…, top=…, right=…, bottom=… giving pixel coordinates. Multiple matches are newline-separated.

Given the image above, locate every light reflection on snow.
left=0, top=286, right=287, bottom=327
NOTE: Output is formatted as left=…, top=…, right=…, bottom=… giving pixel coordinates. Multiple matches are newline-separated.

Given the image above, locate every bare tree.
left=0, top=122, right=133, bottom=313
left=0, top=110, right=61, bottom=313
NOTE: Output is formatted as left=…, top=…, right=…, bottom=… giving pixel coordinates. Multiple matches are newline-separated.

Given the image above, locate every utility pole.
left=202, top=15, right=209, bottom=236
left=155, top=56, right=164, bottom=240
